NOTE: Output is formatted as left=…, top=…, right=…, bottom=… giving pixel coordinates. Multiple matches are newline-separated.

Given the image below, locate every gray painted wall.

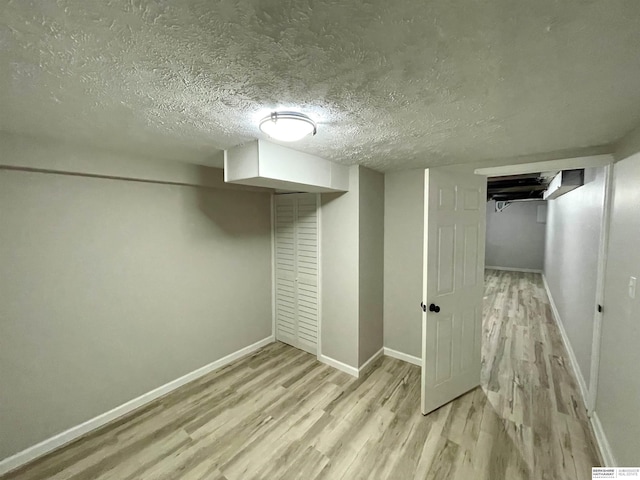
left=597, top=152, right=640, bottom=465
left=486, top=200, right=546, bottom=270
left=320, top=166, right=360, bottom=368
left=544, top=167, right=605, bottom=388
left=383, top=170, right=424, bottom=359
left=613, top=122, right=640, bottom=161
left=358, top=167, right=384, bottom=366
left=0, top=168, right=272, bottom=460
left=0, top=131, right=228, bottom=188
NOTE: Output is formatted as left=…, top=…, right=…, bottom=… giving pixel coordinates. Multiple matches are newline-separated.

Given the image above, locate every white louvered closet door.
left=274, top=194, right=319, bottom=355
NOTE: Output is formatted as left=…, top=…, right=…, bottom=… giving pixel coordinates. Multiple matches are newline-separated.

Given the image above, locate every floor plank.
left=1, top=270, right=600, bottom=479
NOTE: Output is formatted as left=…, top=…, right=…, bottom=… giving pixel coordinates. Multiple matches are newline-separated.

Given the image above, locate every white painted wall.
left=383, top=170, right=424, bottom=359
left=320, top=165, right=385, bottom=370
left=0, top=132, right=229, bottom=188
left=320, top=166, right=360, bottom=368
left=613, top=122, right=640, bottom=162
left=544, top=167, right=605, bottom=390
left=596, top=151, right=640, bottom=466
left=358, top=167, right=384, bottom=366
left=0, top=143, right=273, bottom=461
left=224, top=140, right=349, bottom=192
left=485, top=200, right=546, bottom=271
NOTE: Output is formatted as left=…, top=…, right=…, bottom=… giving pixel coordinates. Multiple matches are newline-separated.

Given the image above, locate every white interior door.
left=274, top=196, right=298, bottom=348
left=274, top=194, right=319, bottom=355
left=293, top=195, right=319, bottom=354
left=421, top=168, right=486, bottom=415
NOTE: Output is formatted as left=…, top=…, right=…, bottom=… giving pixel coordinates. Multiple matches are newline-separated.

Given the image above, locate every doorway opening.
left=477, top=159, right=613, bottom=417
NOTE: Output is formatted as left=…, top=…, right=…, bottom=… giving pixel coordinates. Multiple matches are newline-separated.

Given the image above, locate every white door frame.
left=588, top=162, right=614, bottom=414
left=315, top=193, right=322, bottom=362
left=271, top=193, right=277, bottom=341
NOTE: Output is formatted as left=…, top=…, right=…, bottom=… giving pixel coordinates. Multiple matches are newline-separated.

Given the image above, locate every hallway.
left=481, top=269, right=600, bottom=478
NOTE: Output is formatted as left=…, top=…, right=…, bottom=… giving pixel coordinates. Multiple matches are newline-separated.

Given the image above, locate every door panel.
left=463, top=225, right=479, bottom=287
left=275, top=196, right=298, bottom=347
left=422, top=169, right=486, bottom=415
left=434, top=314, right=453, bottom=386
left=462, top=187, right=481, bottom=210
left=274, top=194, right=319, bottom=355
left=460, top=307, right=477, bottom=371
left=438, top=185, right=457, bottom=211
left=295, top=195, right=318, bottom=354
left=437, top=225, right=456, bottom=295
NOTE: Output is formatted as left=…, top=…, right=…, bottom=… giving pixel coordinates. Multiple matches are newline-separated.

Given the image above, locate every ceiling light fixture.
left=259, top=111, right=317, bottom=142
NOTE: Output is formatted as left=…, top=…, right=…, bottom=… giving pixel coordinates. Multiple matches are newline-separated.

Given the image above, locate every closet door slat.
left=274, top=194, right=319, bottom=355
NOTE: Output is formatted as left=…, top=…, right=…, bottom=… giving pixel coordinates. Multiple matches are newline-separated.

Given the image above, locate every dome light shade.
left=259, top=111, right=317, bottom=142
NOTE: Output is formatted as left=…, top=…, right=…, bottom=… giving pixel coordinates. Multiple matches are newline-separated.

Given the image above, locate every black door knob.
left=420, top=302, right=427, bottom=312
left=429, top=303, right=441, bottom=313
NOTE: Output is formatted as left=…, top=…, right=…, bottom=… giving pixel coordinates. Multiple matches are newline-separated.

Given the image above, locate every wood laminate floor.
left=2, top=270, right=600, bottom=479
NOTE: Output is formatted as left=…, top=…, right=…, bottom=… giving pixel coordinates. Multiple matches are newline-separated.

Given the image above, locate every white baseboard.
left=318, top=354, right=359, bottom=377
left=485, top=265, right=543, bottom=273
left=591, top=412, right=617, bottom=467
left=0, top=335, right=275, bottom=476
left=383, top=347, right=421, bottom=366
left=358, top=348, right=384, bottom=376
left=541, top=275, right=590, bottom=407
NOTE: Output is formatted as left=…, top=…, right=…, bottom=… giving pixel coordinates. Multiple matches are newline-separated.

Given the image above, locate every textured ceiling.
left=1, top=0, right=639, bottom=171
